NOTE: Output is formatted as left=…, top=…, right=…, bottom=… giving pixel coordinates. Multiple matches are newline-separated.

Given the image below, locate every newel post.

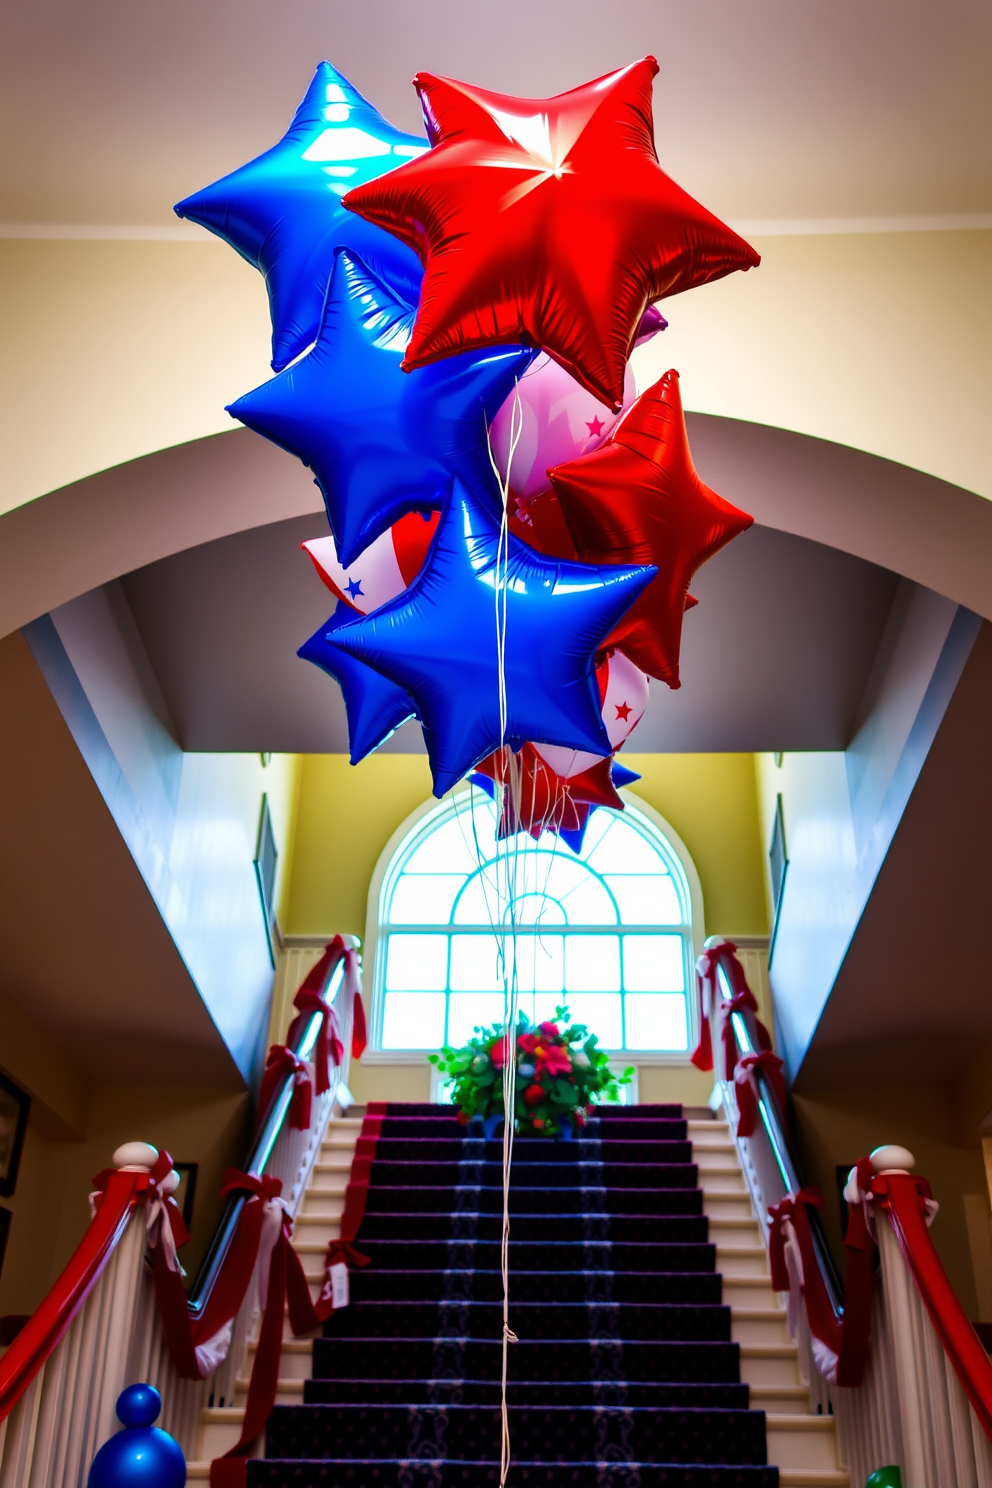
left=870, top=1145, right=930, bottom=1488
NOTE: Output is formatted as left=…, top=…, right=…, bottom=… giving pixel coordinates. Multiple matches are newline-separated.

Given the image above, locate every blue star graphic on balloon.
left=330, top=479, right=657, bottom=796
left=298, top=609, right=416, bottom=765
left=175, top=62, right=427, bottom=371
left=228, top=252, right=535, bottom=568
left=344, top=578, right=364, bottom=600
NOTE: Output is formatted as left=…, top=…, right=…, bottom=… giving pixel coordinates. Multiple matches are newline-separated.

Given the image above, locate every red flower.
left=489, top=1036, right=511, bottom=1068
left=532, top=1118, right=545, bottom=1130
left=539, top=1045, right=573, bottom=1078
left=524, top=1083, right=545, bottom=1105
left=539, top=1021, right=561, bottom=1038
left=517, top=1033, right=541, bottom=1054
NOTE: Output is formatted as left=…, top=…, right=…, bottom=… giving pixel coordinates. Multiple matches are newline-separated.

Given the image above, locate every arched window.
left=367, top=786, right=703, bottom=1055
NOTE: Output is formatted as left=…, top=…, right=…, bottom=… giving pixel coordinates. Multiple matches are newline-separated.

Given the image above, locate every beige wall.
left=3, top=229, right=990, bottom=518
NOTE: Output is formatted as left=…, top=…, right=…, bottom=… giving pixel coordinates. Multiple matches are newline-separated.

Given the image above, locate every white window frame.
left=361, top=783, right=706, bottom=1066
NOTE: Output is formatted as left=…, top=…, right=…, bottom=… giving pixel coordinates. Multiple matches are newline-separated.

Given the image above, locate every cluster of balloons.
left=177, top=56, right=757, bottom=840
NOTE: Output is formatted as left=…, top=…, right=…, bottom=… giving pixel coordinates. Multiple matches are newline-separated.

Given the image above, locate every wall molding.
left=3, top=214, right=990, bottom=242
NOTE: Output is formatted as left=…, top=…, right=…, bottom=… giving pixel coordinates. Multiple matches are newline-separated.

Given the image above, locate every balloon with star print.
left=531, top=649, right=649, bottom=782
left=343, top=58, right=759, bottom=409
left=175, top=62, right=428, bottom=372
left=328, top=477, right=656, bottom=796
left=489, top=307, right=667, bottom=500
left=228, top=251, right=535, bottom=567
left=302, top=510, right=440, bottom=615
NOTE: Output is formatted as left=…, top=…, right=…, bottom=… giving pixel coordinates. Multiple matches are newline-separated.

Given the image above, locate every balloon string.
left=489, top=389, right=524, bottom=1488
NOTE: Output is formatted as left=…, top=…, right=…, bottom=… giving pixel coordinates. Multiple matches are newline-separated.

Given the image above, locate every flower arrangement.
left=428, top=1006, right=633, bottom=1138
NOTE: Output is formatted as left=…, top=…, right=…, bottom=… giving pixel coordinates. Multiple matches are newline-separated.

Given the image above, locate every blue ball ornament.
left=88, top=1385, right=186, bottom=1488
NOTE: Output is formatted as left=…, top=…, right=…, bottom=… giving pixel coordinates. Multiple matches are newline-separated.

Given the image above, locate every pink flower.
left=517, top=1033, right=541, bottom=1055
left=539, top=1044, right=573, bottom=1078
left=539, top=1021, right=561, bottom=1038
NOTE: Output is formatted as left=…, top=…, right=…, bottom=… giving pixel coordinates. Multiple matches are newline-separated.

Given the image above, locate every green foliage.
left=428, top=1005, right=633, bottom=1137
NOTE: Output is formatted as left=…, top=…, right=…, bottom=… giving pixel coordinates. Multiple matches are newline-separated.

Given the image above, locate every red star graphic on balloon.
left=615, top=701, right=633, bottom=722
left=475, top=745, right=622, bottom=839
left=549, top=369, right=753, bottom=687
left=586, top=417, right=605, bottom=438
left=344, top=59, right=759, bottom=410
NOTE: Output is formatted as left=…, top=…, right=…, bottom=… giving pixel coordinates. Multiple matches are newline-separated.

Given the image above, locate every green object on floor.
left=866, top=1470, right=903, bottom=1487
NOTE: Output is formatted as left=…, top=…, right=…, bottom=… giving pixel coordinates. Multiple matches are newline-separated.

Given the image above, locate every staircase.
left=190, top=1102, right=847, bottom=1485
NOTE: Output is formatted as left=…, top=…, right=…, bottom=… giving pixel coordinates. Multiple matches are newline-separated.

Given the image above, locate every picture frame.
left=0, top=1206, right=11, bottom=1283
left=767, top=792, right=789, bottom=964
left=172, top=1162, right=199, bottom=1232
left=0, top=1071, right=30, bottom=1198
left=253, top=794, right=278, bottom=968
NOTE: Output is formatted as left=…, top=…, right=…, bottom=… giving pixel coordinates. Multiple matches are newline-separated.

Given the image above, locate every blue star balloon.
left=299, top=609, right=417, bottom=765
left=175, top=62, right=427, bottom=371
left=228, top=252, right=535, bottom=568
left=330, top=479, right=657, bottom=796
left=557, top=760, right=643, bottom=853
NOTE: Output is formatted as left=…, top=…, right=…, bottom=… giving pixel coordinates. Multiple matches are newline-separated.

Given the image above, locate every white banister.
left=700, top=943, right=992, bottom=1488
left=0, top=1145, right=151, bottom=1488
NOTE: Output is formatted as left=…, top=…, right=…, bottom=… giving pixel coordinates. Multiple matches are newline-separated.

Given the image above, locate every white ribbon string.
left=489, top=392, right=524, bottom=1487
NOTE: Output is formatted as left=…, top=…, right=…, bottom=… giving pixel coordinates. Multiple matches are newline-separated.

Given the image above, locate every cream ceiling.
left=1, top=0, right=990, bottom=227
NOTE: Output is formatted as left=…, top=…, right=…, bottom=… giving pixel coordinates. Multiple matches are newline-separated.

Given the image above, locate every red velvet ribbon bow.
left=91, top=1149, right=190, bottom=1249
left=768, top=1179, right=874, bottom=1388
left=258, top=1045, right=313, bottom=1131
left=734, top=1051, right=786, bottom=1138
left=285, top=940, right=346, bottom=1094
left=325, top=1239, right=370, bottom=1270
left=691, top=943, right=772, bottom=1077
left=313, top=1240, right=371, bottom=1324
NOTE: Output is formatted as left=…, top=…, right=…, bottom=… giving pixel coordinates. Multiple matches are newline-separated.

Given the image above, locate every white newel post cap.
left=159, top=1169, right=181, bottom=1195
left=113, top=1141, right=160, bottom=1172
left=870, top=1144, right=916, bottom=1176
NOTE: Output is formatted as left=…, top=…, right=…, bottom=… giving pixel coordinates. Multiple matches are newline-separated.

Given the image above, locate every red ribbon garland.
left=210, top=1176, right=324, bottom=1488
left=258, top=1046, right=313, bottom=1131
left=285, top=939, right=347, bottom=1094
left=767, top=1163, right=875, bottom=1388
left=691, top=942, right=773, bottom=1078
left=873, top=1171, right=992, bottom=1440
left=734, top=1051, right=786, bottom=1137
left=768, top=1189, right=843, bottom=1365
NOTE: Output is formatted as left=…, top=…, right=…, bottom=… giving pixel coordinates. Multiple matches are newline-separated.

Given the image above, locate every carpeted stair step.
left=366, top=1103, right=684, bottom=1118
left=322, top=1299, right=732, bottom=1341
left=372, top=1118, right=690, bottom=1142
left=367, top=1137, right=692, bottom=1160
left=354, top=1211, right=709, bottom=1242
left=361, top=1185, right=703, bottom=1215
left=350, top=1268, right=723, bottom=1304
left=365, top=1160, right=698, bottom=1188
left=265, top=1401, right=770, bottom=1466
left=312, top=1336, right=743, bottom=1383
left=353, top=1238, right=718, bottom=1271
left=248, top=1458, right=778, bottom=1485
left=302, top=1378, right=750, bottom=1408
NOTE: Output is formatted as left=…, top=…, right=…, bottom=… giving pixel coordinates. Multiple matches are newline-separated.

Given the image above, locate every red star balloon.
left=475, top=745, right=624, bottom=840
left=549, top=369, right=753, bottom=688
left=343, top=59, right=759, bottom=410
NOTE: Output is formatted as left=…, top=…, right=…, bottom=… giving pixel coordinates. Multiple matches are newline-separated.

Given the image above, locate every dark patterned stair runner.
left=249, top=1102, right=777, bottom=1487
